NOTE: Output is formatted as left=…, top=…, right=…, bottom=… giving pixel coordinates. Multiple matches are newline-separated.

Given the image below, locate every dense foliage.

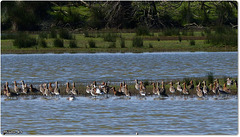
left=13, top=32, right=37, bottom=48
left=1, top=1, right=238, bottom=31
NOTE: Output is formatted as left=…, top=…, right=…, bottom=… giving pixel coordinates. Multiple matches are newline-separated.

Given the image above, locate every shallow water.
left=1, top=95, right=237, bottom=135
left=1, top=52, right=237, bottom=85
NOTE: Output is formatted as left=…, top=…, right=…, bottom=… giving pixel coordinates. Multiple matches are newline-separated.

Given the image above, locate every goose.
left=120, top=82, right=125, bottom=93
left=29, top=84, right=39, bottom=93
left=156, top=82, right=160, bottom=94
left=188, top=80, right=194, bottom=90
left=215, top=79, right=223, bottom=91
left=90, top=87, right=98, bottom=97
left=213, top=81, right=219, bottom=94
left=48, top=82, right=54, bottom=94
left=95, top=87, right=104, bottom=95
left=223, top=83, right=231, bottom=93
left=202, top=81, right=209, bottom=95
left=182, top=82, right=189, bottom=95
left=217, top=84, right=230, bottom=95
left=43, top=83, right=51, bottom=96
left=66, top=82, right=71, bottom=94
left=212, top=82, right=217, bottom=94
left=169, top=81, right=176, bottom=93
left=102, top=82, right=110, bottom=94
left=92, top=81, right=104, bottom=94
left=124, top=84, right=131, bottom=96
left=54, top=81, right=60, bottom=95
left=98, top=82, right=105, bottom=91
left=112, top=87, right=125, bottom=96
left=20, top=80, right=26, bottom=92
left=135, top=79, right=140, bottom=90
left=93, top=81, right=97, bottom=88
left=39, top=84, right=45, bottom=95
left=122, top=81, right=126, bottom=91
left=71, top=82, right=78, bottom=95
left=227, top=78, right=233, bottom=86
left=152, top=82, right=158, bottom=95
left=196, top=82, right=204, bottom=97
left=23, top=83, right=29, bottom=94
left=140, top=81, right=146, bottom=90
left=159, top=81, right=168, bottom=97
left=5, top=82, right=18, bottom=97
left=3, top=85, right=7, bottom=95
left=139, top=83, right=146, bottom=96
left=13, top=81, right=21, bottom=93
left=209, top=83, right=213, bottom=93
left=86, top=84, right=92, bottom=94
left=90, top=86, right=104, bottom=97
left=176, top=82, right=183, bottom=92
left=67, top=95, right=76, bottom=101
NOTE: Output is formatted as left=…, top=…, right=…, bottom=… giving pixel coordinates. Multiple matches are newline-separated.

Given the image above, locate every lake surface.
left=1, top=96, right=238, bottom=135
left=1, top=52, right=238, bottom=135
left=1, top=52, right=238, bottom=86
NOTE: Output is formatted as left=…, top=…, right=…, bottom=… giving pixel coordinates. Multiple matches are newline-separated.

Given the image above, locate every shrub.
left=103, top=33, right=117, bottom=42
left=189, top=40, right=195, bottom=45
left=69, top=40, right=77, bottom=48
left=120, top=38, right=125, bottom=48
left=88, top=40, right=96, bottom=48
left=39, top=32, right=48, bottom=39
left=132, top=37, right=143, bottom=48
left=178, top=35, right=182, bottom=42
left=108, top=42, right=116, bottom=48
left=149, top=43, right=153, bottom=48
left=59, top=29, right=72, bottom=39
left=53, top=38, right=64, bottom=48
left=204, top=27, right=211, bottom=35
left=206, top=26, right=237, bottom=47
left=38, top=39, right=47, bottom=48
left=96, top=32, right=101, bottom=38
left=83, top=30, right=89, bottom=37
left=13, top=33, right=37, bottom=48
left=50, top=29, right=57, bottom=38
left=136, top=26, right=150, bottom=36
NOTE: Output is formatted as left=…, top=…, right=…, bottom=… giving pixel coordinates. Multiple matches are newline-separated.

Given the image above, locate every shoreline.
left=1, top=47, right=237, bottom=54
left=1, top=51, right=237, bottom=55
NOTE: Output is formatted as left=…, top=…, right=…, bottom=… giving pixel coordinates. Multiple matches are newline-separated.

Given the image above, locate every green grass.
left=1, top=31, right=237, bottom=54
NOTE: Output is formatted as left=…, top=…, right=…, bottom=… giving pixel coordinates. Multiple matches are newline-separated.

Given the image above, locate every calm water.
left=1, top=52, right=238, bottom=85
left=1, top=96, right=238, bottom=135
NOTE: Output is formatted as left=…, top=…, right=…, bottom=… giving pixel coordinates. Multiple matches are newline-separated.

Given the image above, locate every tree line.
left=1, top=1, right=238, bottom=31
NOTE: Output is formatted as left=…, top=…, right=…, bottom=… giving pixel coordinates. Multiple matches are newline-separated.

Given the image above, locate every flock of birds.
left=2, top=78, right=237, bottom=100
